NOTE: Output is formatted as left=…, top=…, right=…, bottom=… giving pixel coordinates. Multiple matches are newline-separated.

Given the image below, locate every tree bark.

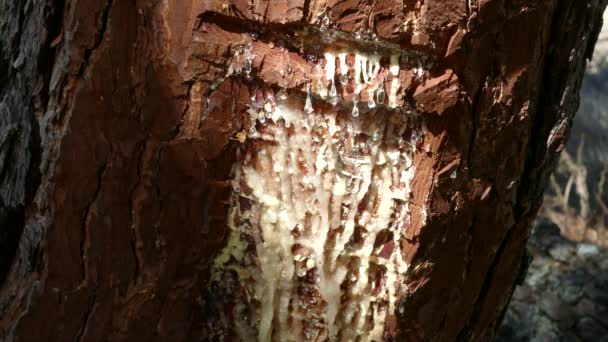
left=0, top=0, right=606, bottom=341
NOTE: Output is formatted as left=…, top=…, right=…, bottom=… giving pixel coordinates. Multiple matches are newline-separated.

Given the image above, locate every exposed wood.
left=0, top=0, right=606, bottom=341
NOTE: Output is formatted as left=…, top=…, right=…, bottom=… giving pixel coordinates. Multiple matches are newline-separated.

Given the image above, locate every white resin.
left=209, top=98, right=417, bottom=340
left=388, top=55, right=401, bottom=108
left=324, top=52, right=336, bottom=82
left=208, top=47, right=422, bottom=341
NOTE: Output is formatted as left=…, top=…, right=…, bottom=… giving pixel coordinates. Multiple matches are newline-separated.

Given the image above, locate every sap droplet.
left=202, top=98, right=210, bottom=121
left=244, top=59, right=252, bottom=76
left=368, top=97, right=376, bottom=109
left=414, top=66, right=425, bottom=80
left=317, top=78, right=328, bottom=99
left=377, top=85, right=386, bottom=104
left=304, top=87, right=314, bottom=114
left=330, top=82, right=337, bottom=97
left=277, top=89, right=288, bottom=100
left=259, top=114, right=266, bottom=123
left=306, top=113, right=315, bottom=127
left=267, top=90, right=276, bottom=105
left=411, top=130, right=422, bottom=145
left=340, top=73, right=348, bottom=84
left=319, top=13, right=331, bottom=32
left=372, top=131, right=381, bottom=141
left=243, top=42, right=255, bottom=78
left=305, top=98, right=314, bottom=114
left=367, top=90, right=376, bottom=109
left=329, top=80, right=338, bottom=105
left=352, top=103, right=360, bottom=117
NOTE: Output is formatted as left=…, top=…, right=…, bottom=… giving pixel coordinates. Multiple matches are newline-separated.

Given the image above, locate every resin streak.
left=207, top=96, right=418, bottom=341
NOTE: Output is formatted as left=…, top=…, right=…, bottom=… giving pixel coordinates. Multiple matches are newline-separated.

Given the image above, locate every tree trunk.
left=0, top=0, right=606, bottom=341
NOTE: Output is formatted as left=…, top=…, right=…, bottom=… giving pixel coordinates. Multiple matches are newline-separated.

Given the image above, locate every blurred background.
left=498, top=12, right=608, bottom=342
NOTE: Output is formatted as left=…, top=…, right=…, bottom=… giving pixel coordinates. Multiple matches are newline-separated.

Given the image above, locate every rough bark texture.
left=0, top=0, right=606, bottom=341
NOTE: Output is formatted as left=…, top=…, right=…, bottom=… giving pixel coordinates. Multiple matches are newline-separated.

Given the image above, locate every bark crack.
left=463, top=211, right=478, bottom=283
left=128, top=138, right=147, bottom=282
left=170, top=82, right=193, bottom=139
left=79, top=162, right=108, bottom=287
left=466, top=68, right=493, bottom=170
left=196, top=11, right=432, bottom=62
left=0, top=124, right=18, bottom=180
left=74, top=288, right=97, bottom=342
left=302, top=0, right=312, bottom=22
left=78, top=0, right=114, bottom=77
left=455, top=223, right=515, bottom=341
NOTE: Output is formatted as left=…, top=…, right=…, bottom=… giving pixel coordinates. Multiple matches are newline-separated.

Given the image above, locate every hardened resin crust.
left=0, top=0, right=606, bottom=341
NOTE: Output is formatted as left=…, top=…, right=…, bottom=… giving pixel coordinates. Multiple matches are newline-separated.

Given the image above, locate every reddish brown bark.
left=0, top=0, right=606, bottom=341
